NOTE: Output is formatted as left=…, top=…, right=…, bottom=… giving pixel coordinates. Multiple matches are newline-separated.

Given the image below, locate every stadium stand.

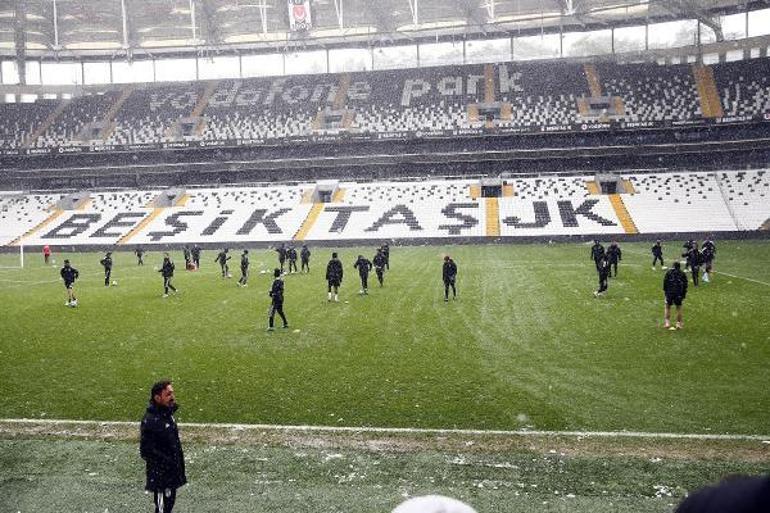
left=3, top=58, right=770, bottom=152
left=600, top=63, right=702, bottom=122
left=714, top=59, right=770, bottom=118
left=34, top=92, right=120, bottom=148
left=7, top=170, right=769, bottom=248
left=0, top=101, right=57, bottom=149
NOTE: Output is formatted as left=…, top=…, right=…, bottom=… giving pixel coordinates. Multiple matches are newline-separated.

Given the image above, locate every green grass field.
left=1, top=241, right=769, bottom=433
left=1, top=240, right=769, bottom=513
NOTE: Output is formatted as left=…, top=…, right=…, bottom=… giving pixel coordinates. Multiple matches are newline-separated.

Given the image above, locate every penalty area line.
left=1, top=418, right=768, bottom=442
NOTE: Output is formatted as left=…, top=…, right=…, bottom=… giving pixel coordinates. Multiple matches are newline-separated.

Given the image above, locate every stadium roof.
left=0, top=0, right=767, bottom=58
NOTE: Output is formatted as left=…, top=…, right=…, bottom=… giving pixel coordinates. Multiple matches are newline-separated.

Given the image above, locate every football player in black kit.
left=594, top=256, right=610, bottom=297
left=683, top=242, right=702, bottom=287
left=300, top=244, right=311, bottom=273
left=442, top=255, right=457, bottom=302
left=237, top=250, right=250, bottom=287
left=590, top=240, right=605, bottom=272
left=100, top=251, right=113, bottom=286
left=275, top=243, right=287, bottom=272
left=701, top=238, right=716, bottom=283
left=60, top=259, right=79, bottom=307
left=326, top=252, right=343, bottom=302
left=605, top=241, right=622, bottom=278
left=651, top=240, right=664, bottom=270
left=214, top=248, right=231, bottom=278
left=267, top=268, right=288, bottom=331
left=353, top=254, right=373, bottom=295
left=373, top=248, right=386, bottom=287
left=159, top=253, right=178, bottom=297
left=287, top=246, right=298, bottom=274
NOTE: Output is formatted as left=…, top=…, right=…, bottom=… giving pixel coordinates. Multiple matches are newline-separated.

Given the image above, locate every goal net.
left=0, top=243, right=24, bottom=269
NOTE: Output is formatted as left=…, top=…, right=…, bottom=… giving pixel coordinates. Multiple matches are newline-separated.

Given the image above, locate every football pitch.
left=1, top=240, right=769, bottom=512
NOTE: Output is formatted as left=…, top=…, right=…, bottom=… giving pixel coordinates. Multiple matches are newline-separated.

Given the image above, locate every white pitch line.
left=1, top=418, right=768, bottom=442
left=622, top=247, right=770, bottom=288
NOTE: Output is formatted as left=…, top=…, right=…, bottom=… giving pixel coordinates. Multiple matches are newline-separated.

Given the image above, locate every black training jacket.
left=140, top=402, right=187, bottom=491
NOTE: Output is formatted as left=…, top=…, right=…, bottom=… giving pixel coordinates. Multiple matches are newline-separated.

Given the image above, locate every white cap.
left=392, top=495, right=477, bottom=513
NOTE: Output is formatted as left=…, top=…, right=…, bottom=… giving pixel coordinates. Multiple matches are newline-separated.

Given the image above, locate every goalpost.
left=0, top=243, right=24, bottom=269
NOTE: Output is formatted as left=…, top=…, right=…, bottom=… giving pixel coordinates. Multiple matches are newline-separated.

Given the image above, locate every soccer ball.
left=112, top=281, right=118, bottom=286
left=51, top=259, right=56, bottom=264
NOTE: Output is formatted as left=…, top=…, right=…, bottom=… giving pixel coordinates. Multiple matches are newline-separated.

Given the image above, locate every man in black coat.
left=100, top=251, right=113, bottom=287
left=675, top=474, right=770, bottom=513
left=663, top=261, right=688, bottom=329
left=605, top=241, right=622, bottom=278
left=442, top=255, right=457, bottom=302
left=267, top=268, right=288, bottom=330
left=590, top=240, right=605, bottom=272
left=354, top=254, right=373, bottom=295
left=651, top=240, right=664, bottom=270
left=326, top=252, right=343, bottom=302
left=140, top=380, right=186, bottom=513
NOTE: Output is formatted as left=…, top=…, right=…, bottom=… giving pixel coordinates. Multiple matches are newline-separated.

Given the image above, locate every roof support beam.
left=52, top=0, right=61, bottom=50
left=190, top=0, right=198, bottom=43
left=120, top=0, right=130, bottom=49
left=258, top=3, right=268, bottom=34
left=407, top=0, right=419, bottom=26
left=14, top=0, right=26, bottom=85
left=333, top=0, right=344, bottom=30
left=482, top=0, right=495, bottom=21
left=662, top=0, right=724, bottom=42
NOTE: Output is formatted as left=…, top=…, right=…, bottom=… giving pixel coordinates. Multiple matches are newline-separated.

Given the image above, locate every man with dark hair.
left=300, top=244, right=311, bottom=273
left=663, top=261, right=688, bottom=330
left=140, top=380, right=186, bottom=513
left=100, top=251, right=113, bottom=287
left=594, top=255, right=610, bottom=297
left=326, top=252, right=343, bottom=302
left=590, top=240, right=605, bottom=272
left=702, top=238, right=716, bottom=283
left=276, top=243, right=287, bottom=273
left=237, top=250, right=250, bottom=287
left=287, top=246, right=298, bottom=274
left=60, top=259, right=79, bottom=307
left=43, top=244, right=51, bottom=265
left=651, top=240, right=664, bottom=270
left=373, top=248, right=386, bottom=287
left=605, top=241, right=622, bottom=278
left=190, top=245, right=201, bottom=270
left=268, top=268, right=288, bottom=330
left=183, top=245, right=192, bottom=270
left=353, top=254, right=373, bottom=295
left=675, top=474, right=770, bottom=513
left=135, top=247, right=145, bottom=266
left=442, top=255, right=457, bottom=302
left=159, top=253, right=177, bottom=298
left=683, top=242, right=702, bottom=287
left=214, top=248, right=231, bottom=278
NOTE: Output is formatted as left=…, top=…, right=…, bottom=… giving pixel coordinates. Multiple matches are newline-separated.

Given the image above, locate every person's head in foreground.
left=392, top=495, right=477, bottom=513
